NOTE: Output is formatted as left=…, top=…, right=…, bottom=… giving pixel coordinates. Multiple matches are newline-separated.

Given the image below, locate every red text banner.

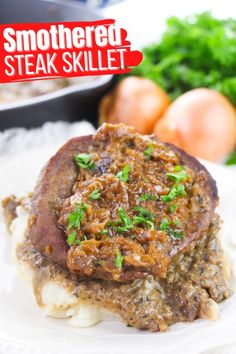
left=0, top=19, right=143, bottom=83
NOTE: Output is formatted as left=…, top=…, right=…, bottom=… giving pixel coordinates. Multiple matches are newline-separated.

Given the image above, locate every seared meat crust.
left=29, top=135, right=93, bottom=267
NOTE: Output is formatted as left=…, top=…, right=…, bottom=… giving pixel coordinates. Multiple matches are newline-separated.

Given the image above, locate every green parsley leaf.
left=115, top=249, right=124, bottom=268
left=116, top=165, right=130, bottom=182
left=173, top=165, right=183, bottom=172
left=173, top=218, right=180, bottom=226
left=162, top=184, right=186, bottom=203
left=169, top=204, right=177, bottom=213
left=134, top=216, right=154, bottom=230
left=74, top=153, right=95, bottom=169
left=134, top=206, right=155, bottom=220
left=67, top=202, right=87, bottom=230
left=131, top=12, right=236, bottom=106
left=67, top=231, right=77, bottom=246
left=176, top=184, right=186, bottom=195
left=118, top=208, right=133, bottom=226
left=169, top=229, right=184, bottom=240
left=144, top=144, right=153, bottom=159
left=100, top=229, right=109, bottom=235
left=89, top=189, right=101, bottom=200
left=166, top=166, right=188, bottom=183
left=159, top=218, right=182, bottom=237
left=115, top=207, right=133, bottom=232
left=134, top=206, right=155, bottom=229
left=67, top=214, right=77, bottom=230
left=160, top=218, right=170, bottom=231
left=138, top=193, right=157, bottom=202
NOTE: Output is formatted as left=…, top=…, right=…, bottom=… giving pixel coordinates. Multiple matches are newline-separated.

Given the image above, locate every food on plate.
left=154, top=88, right=236, bottom=162
left=131, top=12, right=236, bottom=105
left=2, top=123, right=231, bottom=331
left=0, top=77, right=98, bottom=104
left=99, top=77, right=170, bottom=134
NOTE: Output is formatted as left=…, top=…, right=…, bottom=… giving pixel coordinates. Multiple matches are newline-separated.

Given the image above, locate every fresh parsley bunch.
left=132, top=12, right=236, bottom=105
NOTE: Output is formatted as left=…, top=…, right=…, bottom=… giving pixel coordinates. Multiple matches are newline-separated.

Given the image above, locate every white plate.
left=0, top=148, right=236, bottom=354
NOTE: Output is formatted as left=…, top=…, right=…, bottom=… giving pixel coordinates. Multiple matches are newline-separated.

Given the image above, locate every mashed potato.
left=10, top=205, right=115, bottom=327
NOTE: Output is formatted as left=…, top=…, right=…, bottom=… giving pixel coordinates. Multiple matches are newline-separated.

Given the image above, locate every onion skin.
left=99, top=77, right=170, bottom=134
left=154, top=88, right=236, bottom=162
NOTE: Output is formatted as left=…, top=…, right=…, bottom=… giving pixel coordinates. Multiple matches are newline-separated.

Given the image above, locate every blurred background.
left=1, top=0, right=236, bottom=167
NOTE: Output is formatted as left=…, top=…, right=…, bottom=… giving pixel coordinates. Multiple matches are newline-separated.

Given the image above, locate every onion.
left=99, top=77, right=170, bottom=134
left=154, top=88, right=236, bottom=162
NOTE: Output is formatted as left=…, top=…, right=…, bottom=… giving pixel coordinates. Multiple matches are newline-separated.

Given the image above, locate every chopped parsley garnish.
left=173, top=217, right=180, bottom=226
left=134, top=206, right=155, bottom=229
left=173, top=165, right=182, bottom=172
left=67, top=231, right=77, bottom=246
left=134, top=216, right=154, bottom=230
left=169, top=204, right=177, bottom=213
left=169, top=229, right=184, bottom=240
left=67, top=202, right=87, bottom=230
left=131, top=12, right=236, bottom=105
left=144, top=144, right=153, bottom=159
left=108, top=206, right=156, bottom=233
left=159, top=219, right=184, bottom=240
left=116, top=165, right=130, bottom=182
left=89, top=189, right=101, bottom=200
left=101, top=229, right=109, bottom=235
left=115, top=207, right=133, bottom=232
left=134, top=206, right=155, bottom=220
left=166, top=165, right=188, bottom=183
left=115, top=249, right=124, bottom=268
left=160, top=218, right=170, bottom=231
left=138, top=193, right=157, bottom=202
left=162, top=183, right=186, bottom=203
left=163, top=165, right=188, bottom=203
left=74, top=153, right=95, bottom=169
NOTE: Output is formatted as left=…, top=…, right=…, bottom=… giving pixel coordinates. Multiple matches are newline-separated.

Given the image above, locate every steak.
left=29, top=123, right=218, bottom=282
left=2, top=123, right=231, bottom=332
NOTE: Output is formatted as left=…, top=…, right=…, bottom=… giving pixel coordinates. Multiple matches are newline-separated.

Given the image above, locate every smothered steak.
left=29, top=124, right=218, bottom=282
